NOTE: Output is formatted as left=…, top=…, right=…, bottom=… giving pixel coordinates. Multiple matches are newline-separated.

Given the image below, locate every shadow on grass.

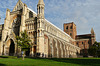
left=0, top=56, right=8, bottom=58
left=49, top=58, right=100, bottom=66
left=0, top=63, right=6, bottom=66
left=0, top=56, right=100, bottom=66
left=0, top=56, right=17, bottom=59
left=29, top=57, right=100, bottom=66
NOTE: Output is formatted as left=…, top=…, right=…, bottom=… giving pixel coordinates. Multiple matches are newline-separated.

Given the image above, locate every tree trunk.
left=22, top=51, right=25, bottom=60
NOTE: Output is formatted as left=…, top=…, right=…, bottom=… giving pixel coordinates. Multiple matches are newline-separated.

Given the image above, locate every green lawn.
left=0, top=56, right=100, bottom=66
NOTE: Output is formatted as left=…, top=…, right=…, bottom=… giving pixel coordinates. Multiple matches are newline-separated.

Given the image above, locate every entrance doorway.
left=25, top=48, right=30, bottom=56
left=9, top=40, right=15, bottom=56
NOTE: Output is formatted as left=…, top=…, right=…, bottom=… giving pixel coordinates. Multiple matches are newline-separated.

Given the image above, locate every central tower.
left=37, top=0, right=45, bottom=57
left=64, top=22, right=77, bottom=39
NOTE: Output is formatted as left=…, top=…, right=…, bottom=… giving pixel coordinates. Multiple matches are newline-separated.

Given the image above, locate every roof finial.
left=19, top=0, right=21, bottom=1
left=91, top=28, right=95, bottom=34
left=18, top=0, right=22, bottom=2
left=38, top=0, right=45, bottom=5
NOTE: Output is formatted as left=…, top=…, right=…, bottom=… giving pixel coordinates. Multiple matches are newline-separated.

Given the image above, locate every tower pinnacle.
left=38, top=0, right=45, bottom=5
left=19, top=0, right=21, bottom=1
left=18, top=0, right=22, bottom=2
left=91, top=28, right=95, bottom=34
left=37, top=0, right=45, bottom=18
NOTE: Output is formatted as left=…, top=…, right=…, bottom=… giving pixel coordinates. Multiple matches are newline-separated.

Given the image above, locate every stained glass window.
left=12, top=16, right=21, bottom=36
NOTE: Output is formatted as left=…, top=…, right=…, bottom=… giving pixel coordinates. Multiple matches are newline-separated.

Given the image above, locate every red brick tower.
left=64, top=22, right=77, bottom=39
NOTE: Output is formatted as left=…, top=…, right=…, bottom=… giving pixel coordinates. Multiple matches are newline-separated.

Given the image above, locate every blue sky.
left=0, top=0, right=100, bottom=42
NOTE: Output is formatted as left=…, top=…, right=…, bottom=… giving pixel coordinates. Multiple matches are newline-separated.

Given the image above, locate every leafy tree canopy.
left=16, top=30, right=31, bottom=51
left=88, top=42, right=100, bottom=57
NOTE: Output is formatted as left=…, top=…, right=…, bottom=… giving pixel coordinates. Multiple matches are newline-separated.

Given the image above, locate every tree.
left=88, top=42, right=100, bottom=57
left=16, top=30, right=31, bottom=60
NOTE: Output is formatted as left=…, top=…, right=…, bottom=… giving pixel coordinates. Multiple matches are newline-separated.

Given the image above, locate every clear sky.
left=0, top=0, right=100, bottom=42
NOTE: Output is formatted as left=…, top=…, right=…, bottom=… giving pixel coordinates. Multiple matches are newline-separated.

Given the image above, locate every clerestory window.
left=66, top=26, right=68, bottom=29
left=70, top=26, right=72, bottom=29
left=29, top=11, right=33, bottom=18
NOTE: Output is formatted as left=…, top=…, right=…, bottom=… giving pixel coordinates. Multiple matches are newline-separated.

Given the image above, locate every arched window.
left=38, top=30, right=40, bottom=37
left=12, top=16, right=21, bottom=36
left=41, top=7, right=42, bottom=13
left=28, top=24, right=29, bottom=30
left=32, top=24, right=33, bottom=29
left=70, top=33, right=72, bottom=36
left=35, top=32, right=37, bottom=37
left=66, top=26, right=68, bottom=29
left=82, top=42, right=84, bottom=44
left=88, top=41, right=90, bottom=44
left=70, top=26, right=72, bottom=29
left=38, top=22, right=40, bottom=28
left=77, top=42, right=79, bottom=47
left=17, top=6, right=18, bottom=9
left=39, top=7, right=40, bottom=14
left=29, top=32, right=31, bottom=39
left=29, top=11, right=33, bottom=18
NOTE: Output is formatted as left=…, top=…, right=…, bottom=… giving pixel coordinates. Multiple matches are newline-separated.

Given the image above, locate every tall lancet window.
left=41, top=7, right=42, bottom=13
left=39, top=7, right=40, bottom=14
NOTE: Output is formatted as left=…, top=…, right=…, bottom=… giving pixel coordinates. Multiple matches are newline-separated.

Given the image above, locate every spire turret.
left=18, top=0, right=21, bottom=2
left=36, top=0, right=45, bottom=56
left=91, top=28, right=96, bottom=45
left=91, top=28, right=95, bottom=35
left=18, top=0, right=22, bottom=3
left=38, top=0, right=45, bottom=5
left=37, top=0, right=45, bottom=18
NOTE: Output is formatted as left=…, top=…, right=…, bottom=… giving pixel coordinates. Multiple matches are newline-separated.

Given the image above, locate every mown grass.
left=0, top=56, right=100, bottom=66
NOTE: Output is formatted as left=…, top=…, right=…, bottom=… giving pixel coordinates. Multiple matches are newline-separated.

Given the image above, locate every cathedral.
left=0, top=0, right=95, bottom=58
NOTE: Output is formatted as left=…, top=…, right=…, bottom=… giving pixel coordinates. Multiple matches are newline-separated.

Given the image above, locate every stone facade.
left=64, top=22, right=96, bottom=56
left=0, top=0, right=80, bottom=58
